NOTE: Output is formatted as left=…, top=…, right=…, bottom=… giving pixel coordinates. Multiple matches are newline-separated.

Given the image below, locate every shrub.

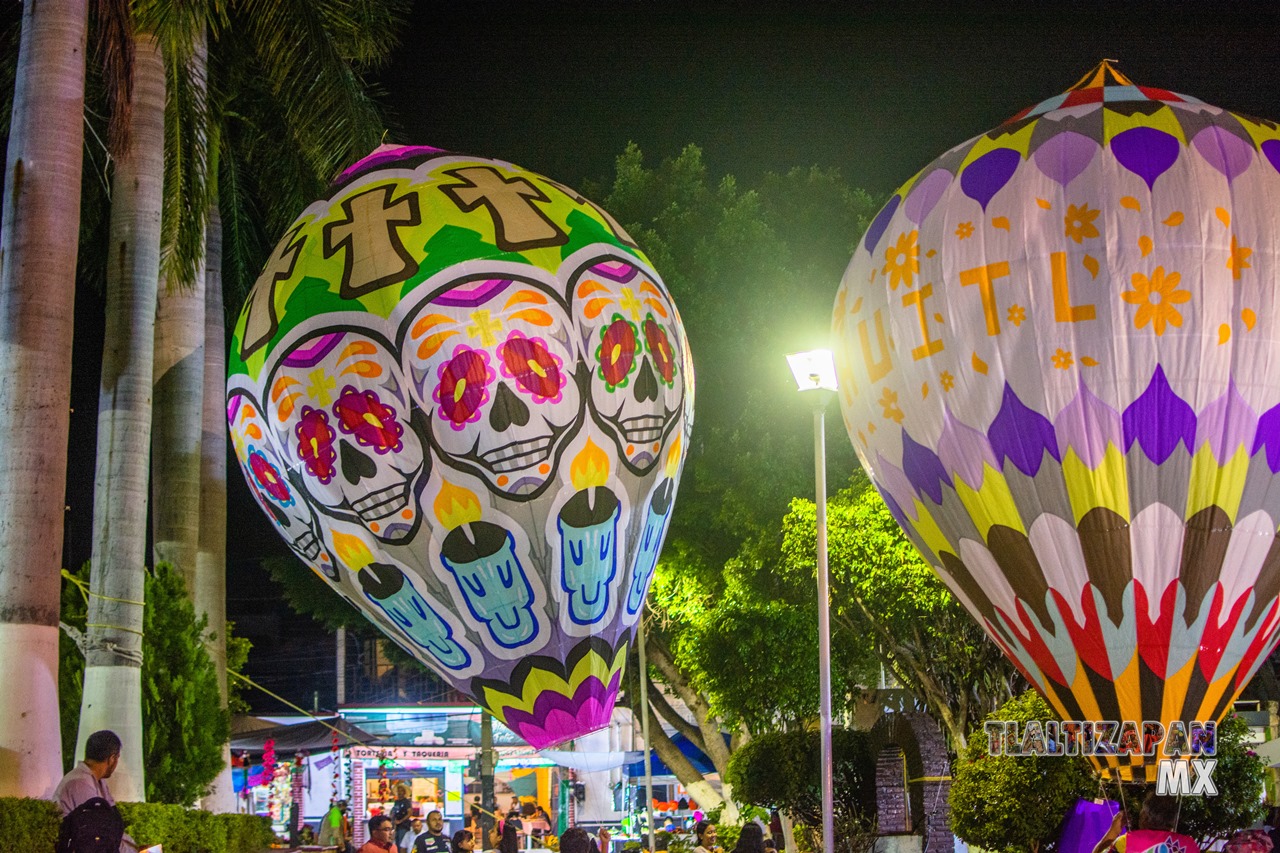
left=0, top=797, right=61, bottom=849
left=948, top=691, right=1095, bottom=853
left=0, top=797, right=273, bottom=853
left=726, top=728, right=877, bottom=853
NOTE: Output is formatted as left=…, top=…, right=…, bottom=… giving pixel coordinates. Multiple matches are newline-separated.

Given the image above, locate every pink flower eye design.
left=332, top=386, right=404, bottom=454
left=434, top=347, right=494, bottom=429
left=498, top=332, right=565, bottom=402
left=295, top=406, right=338, bottom=483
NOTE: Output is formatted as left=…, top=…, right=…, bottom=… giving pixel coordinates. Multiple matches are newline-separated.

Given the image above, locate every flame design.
left=664, top=435, right=682, bottom=478
left=434, top=479, right=483, bottom=528
left=332, top=530, right=375, bottom=571
left=570, top=439, right=610, bottom=490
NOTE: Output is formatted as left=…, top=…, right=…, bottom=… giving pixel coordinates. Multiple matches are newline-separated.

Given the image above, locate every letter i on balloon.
left=624, top=435, right=682, bottom=623
left=556, top=438, right=623, bottom=629
left=329, top=527, right=473, bottom=672
left=434, top=479, right=540, bottom=651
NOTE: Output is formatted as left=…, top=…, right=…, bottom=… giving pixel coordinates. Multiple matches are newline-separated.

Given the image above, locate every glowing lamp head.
left=786, top=349, right=838, bottom=393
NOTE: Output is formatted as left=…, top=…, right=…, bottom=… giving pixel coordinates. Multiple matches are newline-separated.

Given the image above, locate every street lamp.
left=785, top=349, right=836, bottom=853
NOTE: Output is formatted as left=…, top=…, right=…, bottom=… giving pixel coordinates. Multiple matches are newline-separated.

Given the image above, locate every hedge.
left=0, top=797, right=274, bottom=853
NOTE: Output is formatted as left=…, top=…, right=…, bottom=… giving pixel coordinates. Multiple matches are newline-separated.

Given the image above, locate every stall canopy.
left=623, top=733, right=717, bottom=778
left=231, top=716, right=381, bottom=753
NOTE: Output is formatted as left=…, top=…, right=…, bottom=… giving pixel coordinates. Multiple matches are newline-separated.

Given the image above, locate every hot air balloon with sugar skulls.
left=833, top=62, right=1280, bottom=780
left=227, top=144, right=692, bottom=748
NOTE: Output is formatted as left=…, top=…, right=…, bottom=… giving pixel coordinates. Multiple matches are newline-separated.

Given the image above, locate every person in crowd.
left=451, top=830, right=475, bottom=853
left=731, top=824, right=766, bottom=853
left=1091, top=792, right=1200, bottom=853
left=415, top=810, right=452, bottom=853
left=402, top=818, right=425, bottom=853
left=319, top=799, right=351, bottom=850
left=392, top=784, right=415, bottom=850
left=361, top=815, right=399, bottom=853
left=53, top=729, right=139, bottom=853
left=693, top=821, right=719, bottom=853
left=498, top=823, right=521, bottom=853
left=561, top=826, right=612, bottom=853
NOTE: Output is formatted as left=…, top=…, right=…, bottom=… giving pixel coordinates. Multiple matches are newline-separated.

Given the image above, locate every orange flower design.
left=1007, top=304, right=1027, bottom=327
left=878, top=386, right=904, bottom=424
left=1051, top=349, right=1073, bottom=370
left=955, top=222, right=974, bottom=240
left=1122, top=266, right=1190, bottom=336
left=1064, top=203, right=1101, bottom=243
left=940, top=371, right=955, bottom=392
left=882, top=231, right=919, bottom=290
left=1227, top=235, right=1252, bottom=280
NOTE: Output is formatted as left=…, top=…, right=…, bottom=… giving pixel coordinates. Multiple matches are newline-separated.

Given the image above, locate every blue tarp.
left=624, top=732, right=720, bottom=777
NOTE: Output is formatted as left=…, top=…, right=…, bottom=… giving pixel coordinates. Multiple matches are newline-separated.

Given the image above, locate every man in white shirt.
left=53, top=730, right=138, bottom=853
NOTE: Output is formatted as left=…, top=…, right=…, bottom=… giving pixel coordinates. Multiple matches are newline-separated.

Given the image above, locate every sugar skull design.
left=227, top=384, right=336, bottom=580
left=228, top=145, right=692, bottom=749
left=568, top=255, right=686, bottom=475
left=264, top=324, right=429, bottom=544
left=401, top=275, right=584, bottom=500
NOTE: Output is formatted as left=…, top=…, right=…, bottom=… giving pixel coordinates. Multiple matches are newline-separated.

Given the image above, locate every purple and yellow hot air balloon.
left=833, top=63, right=1280, bottom=779
left=227, top=145, right=692, bottom=748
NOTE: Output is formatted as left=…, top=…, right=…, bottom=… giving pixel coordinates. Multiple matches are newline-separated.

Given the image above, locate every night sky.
left=59, top=0, right=1280, bottom=711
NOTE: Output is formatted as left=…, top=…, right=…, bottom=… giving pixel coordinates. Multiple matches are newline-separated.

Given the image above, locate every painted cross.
left=441, top=166, right=569, bottom=251
left=240, top=225, right=306, bottom=360
left=323, top=184, right=422, bottom=299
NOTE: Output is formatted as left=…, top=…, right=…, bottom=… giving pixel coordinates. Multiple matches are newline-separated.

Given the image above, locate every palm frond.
left=234, top=0, right=405, bottom=180
left=91, top=0, right=133, bottom=157
left=160, top=31, right=213, bottom=287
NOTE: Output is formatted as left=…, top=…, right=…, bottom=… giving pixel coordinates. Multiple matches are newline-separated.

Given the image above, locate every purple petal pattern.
left=1032, top=130, right=1099, bottom=188
left=1252, top=404, right=1280, bottom=473
left=960, top=148, right=1022, bottom=211
left=1123, top=366, right=1196, bottom=464
left=987, top=384, right=1060, bottom=476
left=1109, top=127, right=1180, bottom=191
left=904, top=169, right=952, bottom=225
left=901, top=429, right=952, bottom=504
left=1197, top=383, right=1258, bottom=464
left=1054, top=382, right=1124, bottom=468
left=501, top=669, right=622, bottom=750
left=1192, top=126, right=1255, bottom=183
left=863, top=195, right=901, bottom=254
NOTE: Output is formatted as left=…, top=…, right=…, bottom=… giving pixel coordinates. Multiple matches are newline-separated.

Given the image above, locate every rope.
left=85, top=622, right=145, bottom=637
left=228, top=670, right=368, bottom=747
left=61, top=568, right=146, bottom=607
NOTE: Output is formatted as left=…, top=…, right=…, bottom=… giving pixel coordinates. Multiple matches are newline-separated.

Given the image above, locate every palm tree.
left=76, top=23, right=167, bottom=802
left=0, top=0, right=89, bottom=797
left=150, top=0, right=406, bottom=806
left=151, top=26, right=211, bottom=594
left=197, top=202, right=236, bottom=810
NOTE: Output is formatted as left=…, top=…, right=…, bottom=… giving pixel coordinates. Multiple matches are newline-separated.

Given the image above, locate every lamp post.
left=786, top=349, right=837, bottom=853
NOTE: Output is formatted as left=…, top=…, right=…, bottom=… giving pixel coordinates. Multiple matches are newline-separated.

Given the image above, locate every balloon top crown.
left=1003, top=59, right=1203, bottom=125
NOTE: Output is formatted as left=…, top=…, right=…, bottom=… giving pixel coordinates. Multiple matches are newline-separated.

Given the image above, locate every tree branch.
left=644, top=634, right=733, bottom=775
left=647, top=677, right=707, bottom=753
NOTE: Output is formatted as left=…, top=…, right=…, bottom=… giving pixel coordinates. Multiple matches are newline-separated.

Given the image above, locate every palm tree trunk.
left=76, top=31, right=166, bottom=804
left=151, top=36, right=207, bottom=591
left=0, top=0, right=88, bottom=798
left=198, top=202, right=235, bottom=811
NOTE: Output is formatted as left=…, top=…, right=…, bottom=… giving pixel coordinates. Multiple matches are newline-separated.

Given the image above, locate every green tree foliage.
left=597, top=145, right=883, bottom=740
left=599, top=145, right=878, bottom=576
left=726, top=729, right=878, bottom=853
left=1168, top=713, right=1267, bottom=847
left=948, top=691, right=1095, bottom=853
left=779, top=479, right=1019, bottom=747
left=60, top=562, right=248, bottom=803
left=143, top=562, right=229, bottom=804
